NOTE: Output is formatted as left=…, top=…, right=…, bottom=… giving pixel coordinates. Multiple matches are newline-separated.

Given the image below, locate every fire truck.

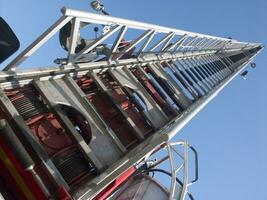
left=0, top=1, right=262, bottom=199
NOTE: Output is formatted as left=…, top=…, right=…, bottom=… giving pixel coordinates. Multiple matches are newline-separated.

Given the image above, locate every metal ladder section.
left=0, top=8, right=262, bottom=199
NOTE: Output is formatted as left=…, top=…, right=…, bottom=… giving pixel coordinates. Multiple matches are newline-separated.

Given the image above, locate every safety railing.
left=145, top=141, right=198, bottom=200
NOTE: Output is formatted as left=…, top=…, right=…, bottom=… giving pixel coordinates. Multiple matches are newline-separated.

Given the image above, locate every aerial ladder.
left=0, top=2, right=263, bottom=200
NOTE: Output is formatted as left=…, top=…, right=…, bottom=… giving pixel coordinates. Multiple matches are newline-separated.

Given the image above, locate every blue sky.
left=1, top=0, right=266, bottom=199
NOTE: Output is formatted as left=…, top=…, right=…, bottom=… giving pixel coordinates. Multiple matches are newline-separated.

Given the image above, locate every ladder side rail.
left=4, top=7, right=258, bottom=71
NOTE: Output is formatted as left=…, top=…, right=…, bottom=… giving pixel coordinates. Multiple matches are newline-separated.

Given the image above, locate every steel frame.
left=0, top=7, right=263, bottom=200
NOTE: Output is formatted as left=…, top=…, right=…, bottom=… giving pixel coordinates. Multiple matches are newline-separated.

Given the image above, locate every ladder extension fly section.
left=0, top=7, right=262, bottom=200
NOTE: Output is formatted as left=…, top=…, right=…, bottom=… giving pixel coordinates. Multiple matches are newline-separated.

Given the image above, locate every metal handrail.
left=188, top=145, right=198, bottom=185
left=146, top=141, right=198, bottom=200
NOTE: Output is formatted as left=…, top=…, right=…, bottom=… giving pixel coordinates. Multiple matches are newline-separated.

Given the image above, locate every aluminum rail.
left=61, top=8, right=247, bottom=43
left=3, top=7, right=260, bottom=71
left=0, top=49, right=218, bottom=87
left=0, top=48, right=261, bottom=88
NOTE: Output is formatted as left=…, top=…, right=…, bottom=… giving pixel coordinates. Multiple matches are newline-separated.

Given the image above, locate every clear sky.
left=1, top=0, right=266, bottom=199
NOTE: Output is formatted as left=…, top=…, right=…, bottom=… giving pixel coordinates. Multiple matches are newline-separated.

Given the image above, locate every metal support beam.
left=166, top=34, right=188, bottom=51
left=67, top=17, right=81, bottom=63
left=3, top=15, right=72, bottom=71
left=148, top=32, right=174, bottom=51
left=108, top=25, right=128, bottom=60
left=74, top=25, right=122, bottom=61
left=137, top=30, right=156, bottom=54
left=116, top=29, right=154, bottom=59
